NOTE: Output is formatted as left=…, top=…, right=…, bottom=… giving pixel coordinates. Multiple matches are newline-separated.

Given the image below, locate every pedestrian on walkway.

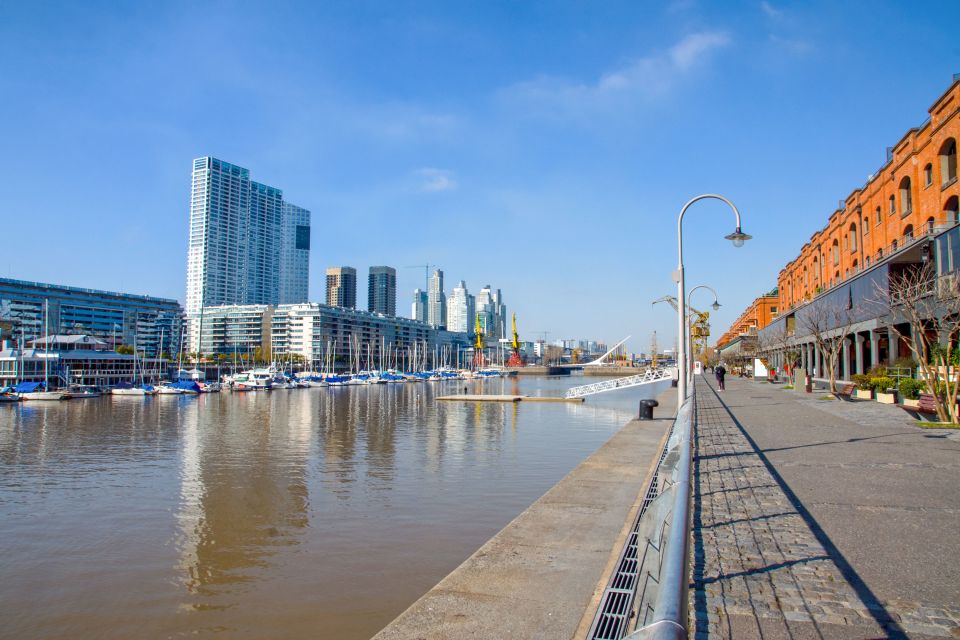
left=715, top=363, right=726, bottom=391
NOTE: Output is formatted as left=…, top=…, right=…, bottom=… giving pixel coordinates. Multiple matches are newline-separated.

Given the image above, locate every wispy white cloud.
left=498, top=31, right=731, bottom=121
left=415, top=167, right=457, bottom=192
left=760, top=1, right=782, bottom=18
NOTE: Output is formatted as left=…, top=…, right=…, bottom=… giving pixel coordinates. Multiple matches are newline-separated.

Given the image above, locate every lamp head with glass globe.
left=725, top=227, right=752, bottom=248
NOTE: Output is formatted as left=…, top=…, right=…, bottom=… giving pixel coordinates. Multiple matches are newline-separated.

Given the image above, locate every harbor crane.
left=507, top=313, right=525, bottom=367
left=652, top=295, right=714, bottom=364
left=473, top=312, right=486, bottom=368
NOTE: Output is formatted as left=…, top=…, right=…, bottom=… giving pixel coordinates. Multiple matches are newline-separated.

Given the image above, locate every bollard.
left=638, top=399, right=659, bottom=420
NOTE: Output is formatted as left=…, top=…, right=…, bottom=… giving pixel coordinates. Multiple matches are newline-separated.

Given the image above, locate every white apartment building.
left=446, top=280, right=475, bottom=335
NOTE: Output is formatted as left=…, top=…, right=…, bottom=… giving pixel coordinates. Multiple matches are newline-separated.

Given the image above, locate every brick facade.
left=716, top=294, right=779, bottom=349
left=777, top=81, right=960, bottom=313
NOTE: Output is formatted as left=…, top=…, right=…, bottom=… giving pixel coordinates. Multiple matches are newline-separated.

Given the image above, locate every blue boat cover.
left=171, top=380, right=202, bottom=392
left=13, top=381, right=44, bottom=393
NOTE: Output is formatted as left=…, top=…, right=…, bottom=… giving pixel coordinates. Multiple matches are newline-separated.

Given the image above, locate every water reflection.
left=0, top=376, right=667, bottom=640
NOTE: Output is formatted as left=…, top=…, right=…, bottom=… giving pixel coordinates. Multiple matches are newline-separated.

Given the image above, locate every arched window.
left=924, top=163, right=933, bottom=187
left=852, top=259, right=858, bottom=270
left=927, top=216, right=935, bottom=233
left=892, top=239, right=898, bottom=251
left=834, top=270, right=840, bottom=280
left=876, top=206, right=882, bottom=226
left=832, top=239, right=840, bottom=265
left=862, top=216, right=868, bottom=236
left=866, top=256, right=871, bottom=267
left=903, top=224, right=913, bottom=240
left=889, top=195, right=896, bottom=216
left=878, top=248, right=884, bottom=259
left=899, top=176, right=912, bottom=215
left=945, top=196, right=959, bottom=225
left=849, top=223, right=857, bottom=252
left=941, top=138, right=957, bottom=185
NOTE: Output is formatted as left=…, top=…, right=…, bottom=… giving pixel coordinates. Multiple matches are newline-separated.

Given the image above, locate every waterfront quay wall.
left=373, top=385, right=677, bottom=640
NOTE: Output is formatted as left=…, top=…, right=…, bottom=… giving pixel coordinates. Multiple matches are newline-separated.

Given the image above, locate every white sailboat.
left=17, top=301, right=70, bottom=401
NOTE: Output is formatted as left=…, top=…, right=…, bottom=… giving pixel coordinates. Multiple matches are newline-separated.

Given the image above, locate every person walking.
left=715, top=363, right=726, bottom=391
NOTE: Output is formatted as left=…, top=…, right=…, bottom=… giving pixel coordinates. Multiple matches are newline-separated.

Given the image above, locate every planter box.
left=855, top=389, right=873, bottom=400
left=902, top=398, right=921, bottom=408
left=876, top=392, right=898, bottom=404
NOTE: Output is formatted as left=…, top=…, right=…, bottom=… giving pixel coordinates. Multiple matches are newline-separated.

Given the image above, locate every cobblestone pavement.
left=690, top=377, right=960, bottom=639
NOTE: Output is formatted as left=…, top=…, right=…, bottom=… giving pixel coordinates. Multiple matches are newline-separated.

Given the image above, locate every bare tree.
left=874, top=261, right=960, bottom=423
left=758, top=326, right=800, bottom=374
left=800, top=302, right=855, bottom=393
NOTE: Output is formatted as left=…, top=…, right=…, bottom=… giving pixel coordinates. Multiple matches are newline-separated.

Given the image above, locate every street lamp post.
left=686, top=285, right=721, bottom=386
left=675, top=194, right=750, bottom=405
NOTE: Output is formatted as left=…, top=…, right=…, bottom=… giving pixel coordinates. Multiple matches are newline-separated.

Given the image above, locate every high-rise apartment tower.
left=326, top=267, right=357, bottom=309
left=368, top=266, right=397, bottom=316
left=427, top=269, right=446, bottom=329
left=184, top=157, right=310, bottom=350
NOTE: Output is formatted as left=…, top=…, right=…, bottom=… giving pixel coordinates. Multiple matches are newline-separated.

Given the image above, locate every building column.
left=869, top=329, right=880, bottom=371
left=887, top=326, right=899, bottom=364
left=841, top=338, right=850, bottom=380
left=855, top=334, right=864, bottom=375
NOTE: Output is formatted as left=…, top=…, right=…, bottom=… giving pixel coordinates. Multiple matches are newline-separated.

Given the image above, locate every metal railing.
left=565, top=368, right=675, bottom=399
left=587, top=394, right=695, bottom=640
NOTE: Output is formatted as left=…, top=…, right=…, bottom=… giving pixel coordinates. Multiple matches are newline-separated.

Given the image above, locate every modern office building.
left=0, top=277, right=182, bottom=357
left=368, top=266, right=397, bottom=316
left=326, top=267, right=357, bottom=309
left=195, top=303, right=469, bottom=371
left=279, top=202, right=311, bottom=304
left=446, top=280, right=475, bottom=335
left=411, top=289, right=428, bottom=322
left=427, top=269, right=446, bottom=329
left=184, top=157, right=311, bottom=350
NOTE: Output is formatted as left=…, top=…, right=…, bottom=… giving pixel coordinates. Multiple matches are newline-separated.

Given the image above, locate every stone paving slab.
left=691, top=376, right=960, bottom=639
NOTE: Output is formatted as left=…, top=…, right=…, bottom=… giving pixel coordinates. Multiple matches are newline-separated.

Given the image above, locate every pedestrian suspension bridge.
left=564, top=367, right=676, bottom=399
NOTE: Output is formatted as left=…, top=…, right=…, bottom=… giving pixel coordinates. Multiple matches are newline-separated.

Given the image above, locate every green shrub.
left=898, top=378, right=926, bottom=400
left=851, top=374, right=873, bottom=391
left=867, top=364, right=888, bottom=378
left=870, top=376, right=895, bottom=393
left=894, top=356, right=917, bottom=371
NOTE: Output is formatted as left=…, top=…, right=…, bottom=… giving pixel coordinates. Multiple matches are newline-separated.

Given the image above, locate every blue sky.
left=2, top=1, right=959, bottom=352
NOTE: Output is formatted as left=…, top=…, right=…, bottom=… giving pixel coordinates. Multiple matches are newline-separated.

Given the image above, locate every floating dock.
left=436, top=394, right=584, bottom=403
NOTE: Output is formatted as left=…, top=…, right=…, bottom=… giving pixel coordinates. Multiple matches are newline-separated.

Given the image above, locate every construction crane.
left=403, top=264, right=436, bottom=292
left=652, top=295, right=712, bottom=363
left=507, top=313, right=525, bottom=367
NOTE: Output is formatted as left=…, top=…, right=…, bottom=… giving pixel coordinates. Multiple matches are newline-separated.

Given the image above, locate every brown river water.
left=0, top=375, right=668, bottom=639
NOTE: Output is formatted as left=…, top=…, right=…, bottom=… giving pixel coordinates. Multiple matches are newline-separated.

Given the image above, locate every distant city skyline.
left=3, top=2, right=960, bottom=352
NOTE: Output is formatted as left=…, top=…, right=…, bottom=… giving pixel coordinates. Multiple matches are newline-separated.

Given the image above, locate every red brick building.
left=777, top=82, right=960, bottom=313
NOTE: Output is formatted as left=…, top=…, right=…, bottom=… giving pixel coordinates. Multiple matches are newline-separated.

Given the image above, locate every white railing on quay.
left=565, top=368, right=676, bottom=399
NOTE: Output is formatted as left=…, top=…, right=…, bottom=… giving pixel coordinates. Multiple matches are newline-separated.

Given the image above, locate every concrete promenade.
left=374, top=386, right=677, bottom=640
left=692, top=375, right=960, bottom=639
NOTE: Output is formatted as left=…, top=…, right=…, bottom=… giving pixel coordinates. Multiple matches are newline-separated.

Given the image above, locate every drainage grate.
left=587, top=420, right=677, bottom=640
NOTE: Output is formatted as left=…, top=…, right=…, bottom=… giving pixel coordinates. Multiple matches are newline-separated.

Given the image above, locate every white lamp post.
left=676, top=194, right=750, bottom=405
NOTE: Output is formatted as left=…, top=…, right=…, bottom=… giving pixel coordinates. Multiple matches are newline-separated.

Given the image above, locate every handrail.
left=624, top=395, right=695, bottom=639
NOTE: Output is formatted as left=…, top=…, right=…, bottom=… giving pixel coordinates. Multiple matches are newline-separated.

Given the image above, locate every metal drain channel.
left=586, top=419, right=678, bottom=640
